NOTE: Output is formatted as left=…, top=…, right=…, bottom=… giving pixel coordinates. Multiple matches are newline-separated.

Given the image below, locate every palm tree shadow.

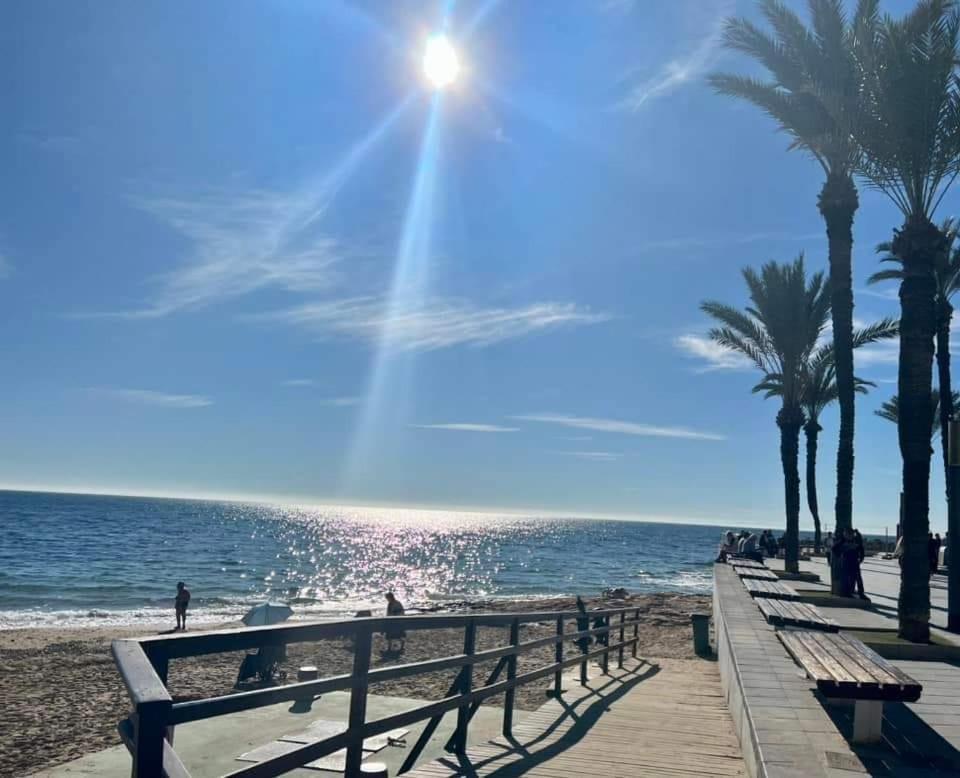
left=432, top=661, right=661, bottom=777
left=819, top=692, right=960, bottom=775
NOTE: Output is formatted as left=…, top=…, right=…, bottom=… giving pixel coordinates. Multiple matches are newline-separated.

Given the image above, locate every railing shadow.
left=425, top=661, right=661, bottom=777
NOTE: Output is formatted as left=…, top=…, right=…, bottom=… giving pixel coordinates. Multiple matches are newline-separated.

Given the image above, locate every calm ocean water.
left=0, top=490, right=736, bottom=629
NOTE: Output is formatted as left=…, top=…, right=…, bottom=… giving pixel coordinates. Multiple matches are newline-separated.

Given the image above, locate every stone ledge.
left=713, top=564, right=866, bottom=777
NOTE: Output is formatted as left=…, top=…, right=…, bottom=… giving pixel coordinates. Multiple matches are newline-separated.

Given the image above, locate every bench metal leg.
left=852, top=700, right=883, bottom=743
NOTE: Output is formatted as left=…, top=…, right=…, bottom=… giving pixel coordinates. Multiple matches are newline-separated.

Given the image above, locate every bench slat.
left=734, top=568, right=779, bottom=581
left=838, top=634, right=922, bottom=694
left=742, top=578, right=799, bottom=601
left=794, top=632, right=861, bottom=688
left=778, top=632, right=837, bottom=692
left=778, top=631, right=922, bottom=702
left=805, top=632, right=879, bottom=687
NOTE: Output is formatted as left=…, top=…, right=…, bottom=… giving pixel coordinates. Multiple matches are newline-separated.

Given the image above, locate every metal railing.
left=112, top=606, right=641, bottom=777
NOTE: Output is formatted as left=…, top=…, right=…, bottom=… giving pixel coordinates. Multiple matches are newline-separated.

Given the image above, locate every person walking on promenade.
left=852, top=529, right=868, bottom=600
left=929, top=533, right=941, bottom=576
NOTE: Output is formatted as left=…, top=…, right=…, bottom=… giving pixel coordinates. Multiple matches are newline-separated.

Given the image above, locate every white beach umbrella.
left=242, top=602, right=294, bottom=627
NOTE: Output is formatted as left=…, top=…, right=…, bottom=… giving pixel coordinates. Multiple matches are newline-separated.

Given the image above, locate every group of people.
left=716, top=529, right=780, bottom=563
left=826, top=528, right=868, bottom=600
left=891, top=531, right=945, bottom=576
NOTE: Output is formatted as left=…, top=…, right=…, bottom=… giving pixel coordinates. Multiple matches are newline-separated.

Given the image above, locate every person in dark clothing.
left=575, top=596, right=592, bottom=654
left=852, top=529, right=868, bottom=600
left=833, top=529, right=858, bottom=597
left=929, top=533, right=941, bottom=576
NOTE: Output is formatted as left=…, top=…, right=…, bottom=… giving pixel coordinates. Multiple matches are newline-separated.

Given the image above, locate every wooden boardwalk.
left=406, top=657, right=746, bottom=778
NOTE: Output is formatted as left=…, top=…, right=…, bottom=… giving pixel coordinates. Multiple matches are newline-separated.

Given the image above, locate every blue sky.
left=0, top=0, right=943, bottom=532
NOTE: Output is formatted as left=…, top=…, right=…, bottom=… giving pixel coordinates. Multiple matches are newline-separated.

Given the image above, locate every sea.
left=0, top=490, right=771, bottom=630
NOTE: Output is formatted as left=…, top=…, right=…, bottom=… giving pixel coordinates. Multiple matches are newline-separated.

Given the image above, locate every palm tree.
left=854, top=0, right=960, bottom=642
left=709, top=0, right=880, bottom=558
left=757, top=320, right=897, bottom=553
left=871, top=221, right=960, bottom=497
left=875, top=390, right=960, bottom=441
left=703, top=255, right=831, bottom=573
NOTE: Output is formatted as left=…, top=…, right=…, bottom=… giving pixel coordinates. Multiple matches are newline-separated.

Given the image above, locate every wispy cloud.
left=636, top=231, right=822, bottom=254
left=320, top=396, right=362, bottom=407
left=86, top=388, right=212, bottom=408
left=675, top=334, right=752, bottom=372
left=558, top=450, right=622, bottom=461
left=600, top=0, right=635, bottom=13
left=412, top=423, right=520, bottom=433
left=855, top=340, right=899, bottom=368
left=618, top=1, right=732, bottom=112
left=857, top=286, right=898, bottom=302
left=514, top=413, right=724, bottom=441
left=96, top=188, right=341, bottom=318
left=252, top=298, right=609, bottom=352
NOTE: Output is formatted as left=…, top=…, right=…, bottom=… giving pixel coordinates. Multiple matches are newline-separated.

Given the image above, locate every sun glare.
left=423, top=34, right=460, bottom=89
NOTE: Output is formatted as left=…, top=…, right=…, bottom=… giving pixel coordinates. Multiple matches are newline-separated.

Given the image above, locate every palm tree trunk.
left=895, top=216, right=942, bottom=643
left=804, top=420, right=823, bottom=554
left=936, top=302, right=954, bottom=505
left=778, top=405, right=804, bottom=575
left=818, top=172, right=858, bottom=593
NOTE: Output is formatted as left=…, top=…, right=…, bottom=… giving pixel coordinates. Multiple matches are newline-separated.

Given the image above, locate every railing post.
left=133, top=699, right=170, bottom=778
left=502, top=617, right=520, bottom=737
left=601, top=615, right=610, bottom=675
left=453, top=618, right=476, bottom=754
left=553, top=615, right=563, bottom=696
left=618, top=611, right=625, bottom=668
left=345, top=624, right=373, bottom=777
left=632, top=608, right=639, bottom=658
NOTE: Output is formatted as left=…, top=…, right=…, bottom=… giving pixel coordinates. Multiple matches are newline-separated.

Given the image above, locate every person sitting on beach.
left=574, top=596, right=592, bottom=654
left=741, top=533, right=763, bottom=563
left=175, top=581, right=190, bottom=631
left=384, top=592, right=406, bottom=653
left=716, top=531, right=737, bottom=562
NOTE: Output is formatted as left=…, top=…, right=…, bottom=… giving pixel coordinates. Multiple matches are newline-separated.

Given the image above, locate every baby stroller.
left=235, top=643, right=288, bottom=688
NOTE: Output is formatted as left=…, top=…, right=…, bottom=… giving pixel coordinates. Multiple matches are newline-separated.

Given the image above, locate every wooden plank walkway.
left=406, top=657, right=745, bottom=778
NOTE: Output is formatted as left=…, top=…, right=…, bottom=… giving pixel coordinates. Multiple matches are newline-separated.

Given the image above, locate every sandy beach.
left=0, top=592, right=708, bottom=777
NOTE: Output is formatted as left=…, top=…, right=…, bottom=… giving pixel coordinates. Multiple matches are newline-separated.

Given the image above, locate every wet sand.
left=0, top=592, right=709, bottom=777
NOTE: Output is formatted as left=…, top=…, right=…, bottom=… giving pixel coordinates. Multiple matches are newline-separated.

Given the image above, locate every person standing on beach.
left=574, top=596, right=592, bottom=654
left=175, top=581, right=190, bottom=631
left=384, top=592, right=406, bottom=653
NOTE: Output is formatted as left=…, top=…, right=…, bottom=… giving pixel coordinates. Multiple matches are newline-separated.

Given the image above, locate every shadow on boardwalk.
left=407, top=658, right=746, bottom=778
left=821, top=687, right=960, bottom=775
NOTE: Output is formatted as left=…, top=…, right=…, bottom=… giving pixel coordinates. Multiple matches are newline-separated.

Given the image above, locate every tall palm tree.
left=871, top=221, right=960, bottom=497
left=794, top=321, right=898, bottom=551
left=854, top=0, right=960, bottom=642
left=709, top=1, right=880, bottom=561
left=757, top=320, right=897, bottom=552
left=703, top=256, right=831, bottom=573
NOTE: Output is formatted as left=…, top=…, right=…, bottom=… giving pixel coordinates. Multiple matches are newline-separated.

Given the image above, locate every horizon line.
left=0, top=483, right=893, bottom=534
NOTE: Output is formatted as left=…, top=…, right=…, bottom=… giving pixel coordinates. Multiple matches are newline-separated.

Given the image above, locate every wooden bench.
left=732, top=566, right=779, bottom=581
left=726, top=557, right=766, bottom=568
left=742, top=578, right=800, bottom=601
left=755, top=598, right=836, bottom=632
left=778, top=631, right=922, bottom=743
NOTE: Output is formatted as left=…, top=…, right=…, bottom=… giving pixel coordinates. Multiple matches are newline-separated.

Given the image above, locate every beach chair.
left=235, top=643, right=288, bottom=687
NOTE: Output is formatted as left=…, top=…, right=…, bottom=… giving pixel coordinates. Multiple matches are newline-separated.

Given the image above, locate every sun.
left=422, top=34, right=460, bottom=90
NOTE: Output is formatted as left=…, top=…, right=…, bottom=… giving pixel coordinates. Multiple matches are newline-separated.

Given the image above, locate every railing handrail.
left=113, top=604, right=643, bottom=778
left=137, top=607, right=637, bottom=660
